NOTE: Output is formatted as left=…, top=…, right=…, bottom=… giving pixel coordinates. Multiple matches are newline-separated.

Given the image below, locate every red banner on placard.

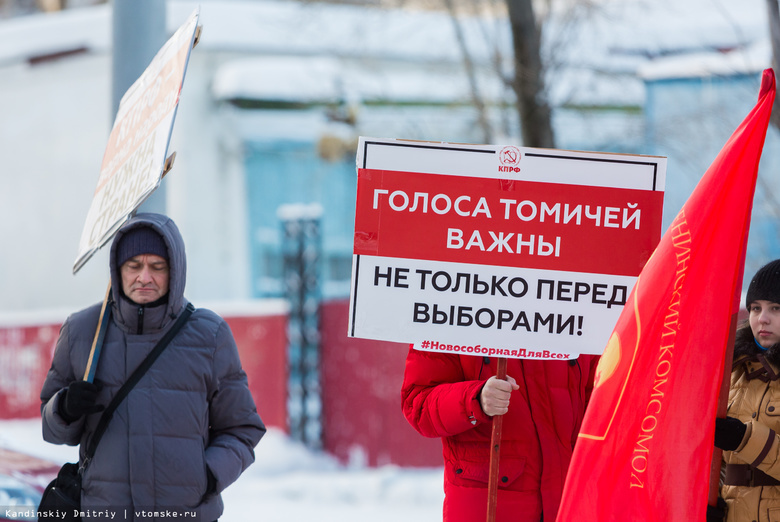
left=354, top=169, right=663, bottom=277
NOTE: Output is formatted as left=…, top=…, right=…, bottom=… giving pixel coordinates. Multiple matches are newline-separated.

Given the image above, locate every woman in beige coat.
left=712, top=259, right=780, bottom=522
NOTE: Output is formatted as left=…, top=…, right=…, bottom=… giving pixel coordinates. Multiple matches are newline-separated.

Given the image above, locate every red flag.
left=556, top=68, right=776, bottom=522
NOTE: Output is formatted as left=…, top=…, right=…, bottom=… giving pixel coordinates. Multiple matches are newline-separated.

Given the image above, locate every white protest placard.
left=348, top=138, right=666, bottom=360
left=73, top=8, right=200, bottom=273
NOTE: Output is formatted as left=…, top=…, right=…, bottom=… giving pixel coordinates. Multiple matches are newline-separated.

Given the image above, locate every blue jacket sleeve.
left=40, top=318, right=86, bottom=446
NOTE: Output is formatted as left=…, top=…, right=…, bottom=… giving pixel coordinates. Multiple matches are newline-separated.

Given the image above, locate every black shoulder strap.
left=83, top=302, right=195, bottom=465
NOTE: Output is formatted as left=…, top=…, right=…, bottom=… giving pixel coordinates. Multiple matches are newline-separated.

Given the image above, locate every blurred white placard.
left=73, top=8, right=200, bottom=273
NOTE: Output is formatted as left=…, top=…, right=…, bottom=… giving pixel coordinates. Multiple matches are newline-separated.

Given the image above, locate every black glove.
left=714, top=417, right=747, bottom=451
left=706, top=497, right=727, bottom=522
left=59, top=381, right=104, bottom=423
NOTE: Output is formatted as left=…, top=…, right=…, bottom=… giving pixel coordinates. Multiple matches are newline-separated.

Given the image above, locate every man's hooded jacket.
left=41, top=213, right=265, bottom=521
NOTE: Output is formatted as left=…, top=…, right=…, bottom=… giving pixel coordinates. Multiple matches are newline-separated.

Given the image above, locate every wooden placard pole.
left=193, top=25, right=203, bottom=48
left=486, top=356, right=508, bottom=522
left=82, top=281, right=112, bottom=382
left=162, top=152, right=176, bottom=177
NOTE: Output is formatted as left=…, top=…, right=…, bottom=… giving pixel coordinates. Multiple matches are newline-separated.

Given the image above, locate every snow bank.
left=0, top=419, right=445, bottom=522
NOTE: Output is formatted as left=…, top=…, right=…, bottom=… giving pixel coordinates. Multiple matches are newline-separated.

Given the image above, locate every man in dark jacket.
left=41, top=213, right=265, bottom=521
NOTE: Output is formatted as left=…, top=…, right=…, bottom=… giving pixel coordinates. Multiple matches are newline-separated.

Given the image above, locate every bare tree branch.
left=506, top=0, right=555, bottom=148
left=443, top=0, right=494, bottom=143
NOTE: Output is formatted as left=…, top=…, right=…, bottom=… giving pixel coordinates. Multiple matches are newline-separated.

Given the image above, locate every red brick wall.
left=320, top=299, right=442, bottom=467
left=226, top=313, right=288, bottom=431
left=0, top=309, right=289, bottom=431
left=0, top=300, right=445, bottom=468
left=0, top=323, right=60, bottom=419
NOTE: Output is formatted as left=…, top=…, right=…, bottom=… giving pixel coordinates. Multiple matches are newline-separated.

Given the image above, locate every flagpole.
left=708, top=290, right=741, bottom=505
left=486, top=356, right=508, bottom=522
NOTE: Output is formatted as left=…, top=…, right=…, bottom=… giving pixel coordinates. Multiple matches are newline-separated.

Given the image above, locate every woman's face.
left=749, top=300, right=780, bottom=349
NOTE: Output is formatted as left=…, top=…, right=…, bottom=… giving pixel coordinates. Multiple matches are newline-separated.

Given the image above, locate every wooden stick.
left=82, top=281, right=112, bottom=382
left=193, top=25, right=203, bottom=48
left=162, top=152, right=176, bottom=177
left=486, top=356, right=508, bottom=522
left=708, top=312, right=738, bottom=507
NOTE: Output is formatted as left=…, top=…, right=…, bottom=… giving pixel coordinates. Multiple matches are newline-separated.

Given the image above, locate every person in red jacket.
left=402, top=349, right=599, bottom=522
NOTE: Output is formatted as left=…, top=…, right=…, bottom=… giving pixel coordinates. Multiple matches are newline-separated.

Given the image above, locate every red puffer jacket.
left=402, top=347, right=598, bottom=522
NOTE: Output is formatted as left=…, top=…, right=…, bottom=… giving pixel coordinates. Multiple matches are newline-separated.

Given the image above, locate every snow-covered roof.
left=566, top=0, right=766, bottom=60
left=0, top=1, right=509, bottom=104
left=0, top=5, right=110, bottom=65
left=543, top=0, right=770, bottom=103
left=212, top=55, right=506, bottom=104
left=0, top=0, right=504, bottom=66
left=637, top=39, right=770, bottom=82
left=170, top=0, right=502, bottom=65
left=277, top=203, right=324, bottom=221
left=0, top=0, right=773, bottom=105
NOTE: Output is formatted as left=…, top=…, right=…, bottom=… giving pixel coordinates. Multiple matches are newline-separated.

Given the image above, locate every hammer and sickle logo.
left=499, top=146, right=521, bottom=166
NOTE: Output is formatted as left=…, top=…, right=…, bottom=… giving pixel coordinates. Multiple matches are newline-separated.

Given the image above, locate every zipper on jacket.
left=137, top=306, right=144, bottom=335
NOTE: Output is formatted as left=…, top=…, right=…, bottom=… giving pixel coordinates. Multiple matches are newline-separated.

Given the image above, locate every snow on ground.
left=0, top=419, right=444, bottom=522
